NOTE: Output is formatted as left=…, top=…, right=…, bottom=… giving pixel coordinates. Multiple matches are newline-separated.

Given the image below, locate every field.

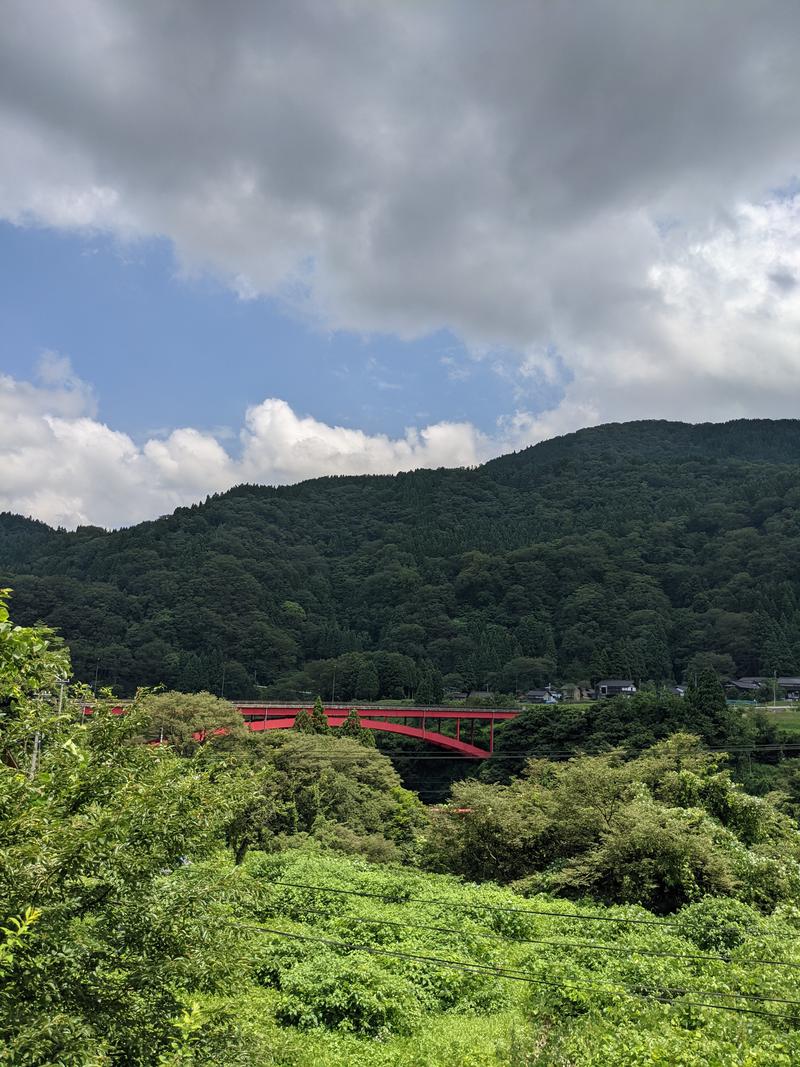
left=748, top=706, right=800, bottom=735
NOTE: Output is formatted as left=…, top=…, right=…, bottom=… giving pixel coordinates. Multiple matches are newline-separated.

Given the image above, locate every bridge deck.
left=236, top=705, right=519, bottom=721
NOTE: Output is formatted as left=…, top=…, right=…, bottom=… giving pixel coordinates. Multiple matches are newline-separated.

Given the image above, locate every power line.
left=178, top=868, right=800, bottom=1009
left=269, top=879, right=681, bottom=927
left=267, top=879, right=800, bottom=954
left=341, top=914, right=794, bottom=969
left=244, top=741, right=800, bottom=761
left=235, top=923, right=800, bottom=1023
left=303, top=914, right=800, bottom=1008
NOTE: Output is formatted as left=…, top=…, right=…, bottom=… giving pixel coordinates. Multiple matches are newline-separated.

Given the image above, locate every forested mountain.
left=3, top=418, right=800, bottom=698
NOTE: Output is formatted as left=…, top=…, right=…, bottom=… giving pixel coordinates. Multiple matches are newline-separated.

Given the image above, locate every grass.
left=744, top=704, right=800, bottom=736
left=763, top=706, right=800, bottom=734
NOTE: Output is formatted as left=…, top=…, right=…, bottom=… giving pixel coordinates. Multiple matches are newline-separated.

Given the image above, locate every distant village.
left=446, top=675, right=800, bottom=706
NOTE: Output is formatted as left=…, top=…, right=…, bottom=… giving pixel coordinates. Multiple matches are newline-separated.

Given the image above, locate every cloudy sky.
left=3, top=1, right=800, bottom=528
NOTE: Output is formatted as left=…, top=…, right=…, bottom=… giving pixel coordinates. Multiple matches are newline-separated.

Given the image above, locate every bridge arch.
left=248, top=715, right=489, bottom=757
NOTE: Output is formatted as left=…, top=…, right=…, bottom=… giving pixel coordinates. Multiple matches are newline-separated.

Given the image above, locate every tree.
left=0, top=587, right=70, bottom=769
left=137, top=689, right=250, bottom=756
left=217, top=732, right=422, bottom=863
left=683, top=651, right=736, bottom=682
left=0, top=594, right=244, bottom=1061
left=355, top=659, right=380, bottom=700
left=310, top=695, right=330, bottom=734
left=754, top=681, right=774, bottom=705
left=415, top=661, right=444, bottom=705
left=516, top=614, right=556, bottom=659
left=339, top=706, right=376, bottom=747
left=293, top=707, right=314, bottom=732
left=684, top=667, right=742, bottom=745
left=429, top=734, right=800, bottom=913
left=638, top=627, right=673, bottom=681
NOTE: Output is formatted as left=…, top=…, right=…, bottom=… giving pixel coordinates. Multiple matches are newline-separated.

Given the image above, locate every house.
left=596, top=679, right=637, bottom=698
left=468, top=690, right=493, bottom=701
left=560, top=683, right=592, bottom=702
left=443, top=689, right=468, bottom=702
left=726, top=677, right=760, bottom=694
left=524, top=688, right=558, bottom=704
left=729, top=675, right=800, bottom=694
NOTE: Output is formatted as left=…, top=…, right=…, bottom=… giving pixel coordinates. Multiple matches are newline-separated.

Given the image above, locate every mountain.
left=3, top=418, right=800, bottom=698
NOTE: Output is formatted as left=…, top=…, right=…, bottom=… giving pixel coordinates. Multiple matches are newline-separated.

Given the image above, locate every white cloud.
left=3, top=1, right=800, bottom=518
left=551, top=196, right=800, bottom=427
left=0, top=361, right=494, bottom=528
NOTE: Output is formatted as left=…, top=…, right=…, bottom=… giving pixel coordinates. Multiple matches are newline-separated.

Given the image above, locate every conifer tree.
left=310, top=695, right=330, bottom=734
left=415, top=664, right=443, bottom=705
left=292, top=707, right=314, bottom=733
left=339, top=706, right=376, bottom=747
left=684, top=667, right=739, bottom=745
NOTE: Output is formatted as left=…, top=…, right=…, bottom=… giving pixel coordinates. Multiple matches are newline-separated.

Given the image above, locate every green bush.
left=275, top=952, right=419, bottom=1036
left=674, top=897, right=761, bottom=951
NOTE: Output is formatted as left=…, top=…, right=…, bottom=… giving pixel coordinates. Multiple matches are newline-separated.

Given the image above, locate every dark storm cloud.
left=2, top=0, right=800, bottom=427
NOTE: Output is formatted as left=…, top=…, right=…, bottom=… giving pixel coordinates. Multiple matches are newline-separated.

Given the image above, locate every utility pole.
left=220, top=661, right=226, bottom=699
left=29, top=731, right=41, bottom=780
left=331, top=663, right=337, bottom=704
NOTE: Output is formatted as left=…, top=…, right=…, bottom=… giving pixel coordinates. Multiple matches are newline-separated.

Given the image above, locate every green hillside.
left=3, top=418, right=800, bottom=697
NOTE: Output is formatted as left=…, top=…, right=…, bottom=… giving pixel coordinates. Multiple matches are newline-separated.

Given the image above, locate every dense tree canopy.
left=484, top=673, right=776, bottom=782
left=3, top=419, right=800, bottom=698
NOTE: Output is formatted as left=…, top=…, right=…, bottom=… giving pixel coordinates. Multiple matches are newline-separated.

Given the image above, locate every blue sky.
left=2, top=3, right=800, bottom=528
left=1, top=222, right=549, bottom=447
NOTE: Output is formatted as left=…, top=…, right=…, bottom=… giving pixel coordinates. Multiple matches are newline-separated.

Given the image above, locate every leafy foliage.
left=217, top=731, right=426, bottom=866
left=137, top=689, right=251, bottom=755
left=340, top=706, right=376, bottom=747
left=235, top=849, right=800, bottom=1066
left=486, top=682, right=774, bottom=781
left=0, top=601, right=251, bottom=1061
left=428, top=735, right=800, bottom=912
left=3, top=593, right=800, bottom=1064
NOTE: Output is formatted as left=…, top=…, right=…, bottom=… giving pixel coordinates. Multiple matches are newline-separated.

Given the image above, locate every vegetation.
left=5, top=419, right=800, bottom=698
left=2, top=593, right=800, bottom=1060
left=429, top=734, right=800, bottom=913
left=486, top=673, right=781, bottom=781
left=2, top=593, right=800, bottom=1062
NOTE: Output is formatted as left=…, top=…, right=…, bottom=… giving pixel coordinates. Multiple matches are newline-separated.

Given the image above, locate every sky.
left=2, top=1, right=800, bottom=528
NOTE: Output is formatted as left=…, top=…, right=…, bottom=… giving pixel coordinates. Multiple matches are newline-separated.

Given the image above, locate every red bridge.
left=236, top=703, right=519, bottom=757
left=90, top=702, right=521, bottom=758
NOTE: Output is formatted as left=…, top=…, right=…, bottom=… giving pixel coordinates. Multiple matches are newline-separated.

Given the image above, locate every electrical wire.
left=340, top=914, right=791, bottom=968
left=236, top=922, right=800, bottom=1023
left=266, top=879, right=800, bottom=956
left=296, top=913, right=800, bottom=1008
left=268, top=879, right=682, bottom=926
left=175, top=867, right=800, bottom=1009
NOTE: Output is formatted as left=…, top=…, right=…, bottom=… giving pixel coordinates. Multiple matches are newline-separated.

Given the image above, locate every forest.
left=3, top=592, right=800, bottom=1065
left=3, top=419, right=800, bottom=699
